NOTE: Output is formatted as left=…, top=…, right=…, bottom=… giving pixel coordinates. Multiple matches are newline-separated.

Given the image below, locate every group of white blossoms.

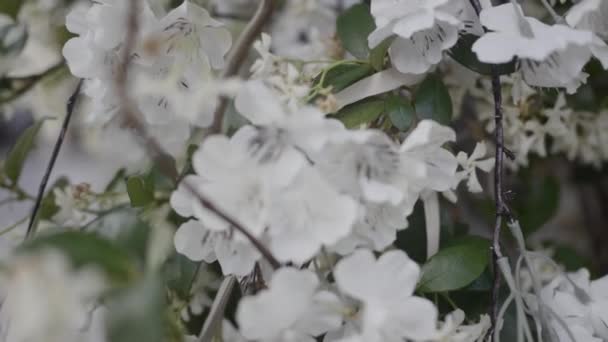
left=7, top=0, right=602, bottom=341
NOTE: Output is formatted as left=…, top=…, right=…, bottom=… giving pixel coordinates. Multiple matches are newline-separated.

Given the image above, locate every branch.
left=198, top=276, right=237, bottom=342
left=468, top=1, right=514, bottom=340
left=25, top=79, right=83, bottom=240
left=114, top=0, right=280, bottom=269
left=0, top=61, right=66, bottom=104
left=208, top=0, right=276, bottom=133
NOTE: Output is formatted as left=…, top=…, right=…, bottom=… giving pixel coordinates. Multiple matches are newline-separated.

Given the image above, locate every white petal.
left=199, top=27, right=232, bottom=70
left=174, top=220, right=215, bottom=262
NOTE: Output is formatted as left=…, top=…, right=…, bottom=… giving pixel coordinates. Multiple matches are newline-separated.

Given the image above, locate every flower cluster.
left=62, top=0, right=233, bottom=164
left=2, top=0, right=608, bottom=341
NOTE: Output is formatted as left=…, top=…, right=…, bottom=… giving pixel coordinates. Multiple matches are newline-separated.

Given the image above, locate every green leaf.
left=336, top=4, right=375, bottom=59
left=418, top=236, right=491, bottom=293
left=164, top=253, right=200, bottom=299
left=4, top=120, right=46, bottom=184
left=330, top=99, right=384, bottom=128
left=38, top=177, right=70, bottom=220
left=0, top=1, right=23, bottom=20
left=369, top=37, right=393, bottom=71
left=448, top=34, right=517, bottom=76
left=107, top=275, right=167, bottom=342
left=515, top=175, right=560, bottom=235
left=385, top=95, right=415, bottom=131
left=553, top=245, right=592, bottom=273
left=316, top=63, right=374, bottom=93
left=126, top=175, right=155, bottom=207
left=414, top=74, right=453, bottom=125
left=20, top=231, right=138, bottom=285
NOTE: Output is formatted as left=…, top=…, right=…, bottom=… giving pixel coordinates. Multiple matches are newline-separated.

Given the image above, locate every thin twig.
left=198, top=276, right=237, bottom=342
left=208, top=0, right=276, bottom=134
left=0, top=216, right=28, bottom=237
left=25, top=79, right=83, bottom=240
left=79, top=204, right=133, bottom=231
left=0, top=61, right=66, bottom=104
left=468, top=1, right=514, bottom=340
left=114, top=0, right=280, bottom=269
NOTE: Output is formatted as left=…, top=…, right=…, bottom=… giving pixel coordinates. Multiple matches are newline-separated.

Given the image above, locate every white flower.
left=566, top=0, right=608, bottom=40
left=331, top=201, right=410, bottom=254
left=157, top=0, right=232, bottom=70
left=171, top=134, right=279, bottom=237
left=172, top=128, right=357, bottom=267
left=368, top=0, right=463, bottom=74
left=236, top=268, right=342, bottom=341
left=173, top=219, right=260, bottom=276
left=0, top=250, right=107, bottom=342
left=400, top=120, right=458, bottom=193
left=235, top=80, right=343, bottom=155
left=541, top=268, right=608, bottom=339
left=473, top=4, right=608, bottom=93
left=52, top=187, right=90, bottom=226
left=456, top=142, right=494, bottom=193
left=315, top=121, right=457, bottom=254
left=427, top=310, right=490, bottom=342
left=268, top=167, right=357, bottom=263
left=334, top=249, right=439, bottom=341
left=251, top=33, right=280, bottom=79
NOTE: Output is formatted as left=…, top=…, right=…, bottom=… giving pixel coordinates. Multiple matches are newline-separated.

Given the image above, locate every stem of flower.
left=538, top=0, right=565, bottom=24
left=209, top=0, right=277, bottom=134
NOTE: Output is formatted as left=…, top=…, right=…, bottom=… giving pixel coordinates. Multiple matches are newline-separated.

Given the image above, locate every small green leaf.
left=4, top=120, right=46, bottom=184
left=164, top=253, right=200, bottom=299
left=331, top=99, right=384, bottom=128
left=336, top=4, right=375, bottom=59
left=38, top=177, right=70, bottom=220
left=107, top=275, right=166, bottom=342
left=369, top=37, right=393, bottom=71
left=316, top=63, right=374, bottom=93
left=414, top=74, right=453, bottom=125
left=418, top=236, right=491, bottom=293
left=448, top=34, right=517, bottom=76
left=126, top=176, right=155, bottom=207
left=385, top=95, right=415, bottom=131
left=20, top=231, right=138, bottom=285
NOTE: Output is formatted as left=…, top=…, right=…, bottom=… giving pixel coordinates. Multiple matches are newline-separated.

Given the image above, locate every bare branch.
left=468, top=1, right=515, bottom=340
left=208, top=0, right=276, bottom=134
left=25, top=79, right=83, bottom=240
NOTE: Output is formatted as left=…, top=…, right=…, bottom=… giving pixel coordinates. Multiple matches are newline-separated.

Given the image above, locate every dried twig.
left=208, top=0, right=276, bottom=133
left=25, top=79, right=83, bottom=240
